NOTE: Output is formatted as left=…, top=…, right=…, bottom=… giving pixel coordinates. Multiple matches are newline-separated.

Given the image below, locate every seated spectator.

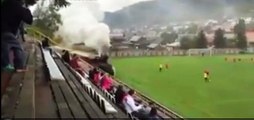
left=61, top=50, right=70, bottom=64
left=93, top=70, right=101, bottom=85
left=89, top=67, right=97, bottom=80
left=42, top=37, right=50, bottom=48
left=143, top=102, right=155, bottom=114
left=122, top=89, right=148, bottom=120
left=148, top=107, right=161, bottom=120
left=108, top=85, right=117, bottom=95
left=70, top=54, right=84, bottom=76
left=115, top=85, right=126, bottom=105
left=100, top=73, right=113, bottom=91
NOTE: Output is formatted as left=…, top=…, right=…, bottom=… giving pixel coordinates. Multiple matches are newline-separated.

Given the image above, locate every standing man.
left=1, top=0, right=33, bottom=72
left=1, top=0, right=34, bottom=98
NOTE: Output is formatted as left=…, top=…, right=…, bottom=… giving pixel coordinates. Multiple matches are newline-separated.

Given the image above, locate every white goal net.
left=187, top=47, right=214, bottom=56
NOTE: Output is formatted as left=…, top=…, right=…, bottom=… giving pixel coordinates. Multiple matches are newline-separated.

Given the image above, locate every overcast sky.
left=96, top=0, right=151, bottom=12
left=30, top=0, right=151, bottom=12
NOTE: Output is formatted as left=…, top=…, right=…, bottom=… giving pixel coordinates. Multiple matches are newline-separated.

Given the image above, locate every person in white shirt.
left=123, top=89, right=148, bottom=119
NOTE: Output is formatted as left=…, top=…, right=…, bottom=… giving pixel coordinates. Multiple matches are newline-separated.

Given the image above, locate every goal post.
left=187, top=48, right=214, bottom=56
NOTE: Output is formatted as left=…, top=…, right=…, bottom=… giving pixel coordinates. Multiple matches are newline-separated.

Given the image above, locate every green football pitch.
left=112, top=55, right=254, bottom=118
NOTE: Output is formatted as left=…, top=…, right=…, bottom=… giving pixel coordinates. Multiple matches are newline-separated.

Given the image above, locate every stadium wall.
left=109, top=49, right=241, bottom=57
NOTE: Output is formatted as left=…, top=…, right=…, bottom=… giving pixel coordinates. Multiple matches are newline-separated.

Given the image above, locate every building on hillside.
left=166, top=42, right=180, bottom=48
left=129, top=35, right=142, bottom=42
left=110, top=33, right=125, bottom=40
left=110, top=40, right=132, bottom=51
left=246, top=31, right=254, bottom=49
left=147, top=38, right=163, bottom=50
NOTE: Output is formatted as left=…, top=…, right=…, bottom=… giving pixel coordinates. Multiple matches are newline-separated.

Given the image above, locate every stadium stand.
left=1, top=39, right=129, bottom=119
left=2, top=27, right=182, bottom=119
left=51, top=50, right=183, bottom=119
left=43, top=45, right=128, bottom=119
left=73, top=54, right=184, bottom=119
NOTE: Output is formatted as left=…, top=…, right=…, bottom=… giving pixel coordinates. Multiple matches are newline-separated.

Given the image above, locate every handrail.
left=26, top=27, right=59, bottom=45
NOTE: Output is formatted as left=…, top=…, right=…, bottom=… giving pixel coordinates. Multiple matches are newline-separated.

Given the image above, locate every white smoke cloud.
left=56, top=1, right=111, bottom=56
left=29, top=0, right=151, bottom=55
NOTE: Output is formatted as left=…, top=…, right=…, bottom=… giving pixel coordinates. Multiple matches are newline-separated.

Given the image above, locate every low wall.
left=110, top=49, right=241, bottom=57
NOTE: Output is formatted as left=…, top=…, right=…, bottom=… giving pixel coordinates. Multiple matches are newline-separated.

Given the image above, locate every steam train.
left=81, top=55, right=115, bottom=76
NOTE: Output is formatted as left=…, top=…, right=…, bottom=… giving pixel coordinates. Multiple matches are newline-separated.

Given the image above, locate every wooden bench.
left=41, top=48, right=65, bottom=81
left=74, top=71, right=118, bottom=114
left=52, top=51, right=118, bottom=114
left=65, top=65, right=128, bottom=119
left=54, top=58, right=110, bottom=119
left=40, top=47, right=88, bottom=118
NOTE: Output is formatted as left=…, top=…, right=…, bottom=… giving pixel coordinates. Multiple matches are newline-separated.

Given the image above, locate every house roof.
left=247, top=32, right=254, bottom=43
left=130, top=36, right=141, bottom=42
left=147, top=43, right=159, bottom=48
left=166, top=42, right=180, bottom=47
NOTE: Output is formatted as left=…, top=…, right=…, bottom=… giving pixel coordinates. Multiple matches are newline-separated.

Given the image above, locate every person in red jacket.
left=70, top=54, right=84, bottom=76
left=100, top=73, right=113, bottom=91
left=93, top=71, right=101, bottom=86
left=165, top=64, right=169, bottom=69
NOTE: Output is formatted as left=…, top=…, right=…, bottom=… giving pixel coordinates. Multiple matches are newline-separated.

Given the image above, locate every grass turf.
left=112, top=55, right=254, bottom=118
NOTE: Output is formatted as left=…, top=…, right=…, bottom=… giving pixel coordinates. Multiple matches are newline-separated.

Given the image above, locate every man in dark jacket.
left=115, top=85, right=126, bottom=105
left=1, top=0, right=33, bottom=72
left=61, top=50, right=70, bottom=64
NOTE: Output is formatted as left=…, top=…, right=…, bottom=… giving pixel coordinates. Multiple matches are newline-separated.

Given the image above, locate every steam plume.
left=56, top=1, right=111, bottom=56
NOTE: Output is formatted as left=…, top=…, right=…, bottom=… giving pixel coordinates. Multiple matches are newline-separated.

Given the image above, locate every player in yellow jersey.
left=159, top=64, right=163, bottom=72
left=204, top=70, right=210, bottom=82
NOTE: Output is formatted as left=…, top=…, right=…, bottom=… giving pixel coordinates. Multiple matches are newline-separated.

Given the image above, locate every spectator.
left=1, top=0, right=34, bottom=98
left=122, top=89, right=148, bottom=119
left=61, top=50, right=70, bottom=64
left=88, top=68, right=97, bottom=80
left=18, top=22, right=25, bottom=42
left=100, top=73, right=113, bottom=91
left=148, top=107, right=161, bottom=120
left=93, top=70, right=101, bottom=85
left=42, top=37, right=50, bottom=48
left=144, top=102, right=155, bottom=114
left=1, top=0, right=33, bottom=72
left=70, top=54, right=84, bottom=76
left=115, top=85, right=126, bottom=105
left=108, top=85, right=117, bottom=95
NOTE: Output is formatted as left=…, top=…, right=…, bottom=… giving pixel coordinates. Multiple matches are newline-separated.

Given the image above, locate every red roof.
left=246, top=32, right=254, bottom=43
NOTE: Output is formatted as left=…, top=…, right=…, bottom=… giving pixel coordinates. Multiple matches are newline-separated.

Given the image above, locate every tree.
left=196, top=30, right=207, bottom=48
left=25, top=0, right=70, bottom=7
left=214, top=28, right=226, bottom=48
left=2, top=0, right=70, bottom=7
left=234, top=19, right=247, bottom=49
left=186, top=23, right=198, bottom=34
left=180, top=36, right=196, bottom=49
left=33, top=1, right=62, bottom=38
left=160, top=32, right=178, bottom=44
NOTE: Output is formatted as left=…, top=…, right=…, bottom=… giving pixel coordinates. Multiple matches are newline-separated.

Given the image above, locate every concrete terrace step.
left=14, top=44, right=36, bottom=118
